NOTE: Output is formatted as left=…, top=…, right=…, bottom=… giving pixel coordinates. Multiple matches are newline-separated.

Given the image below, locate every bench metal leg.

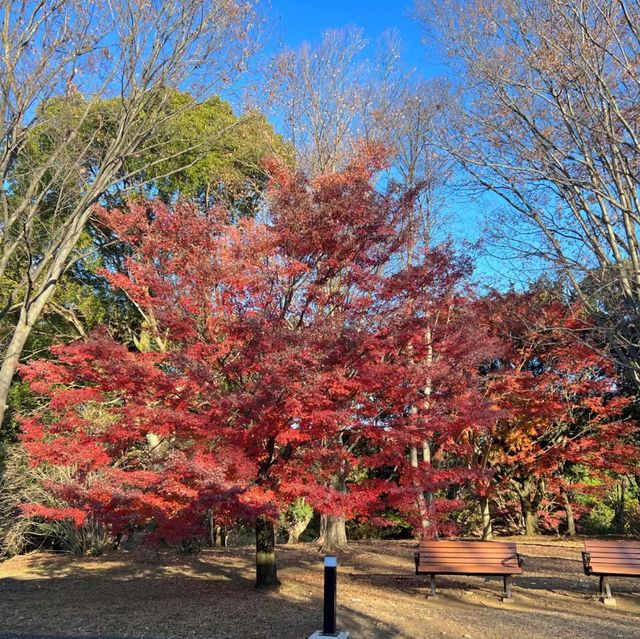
left=502, top=575, right=513, bottom=601
left=429, top=574, right=437, bottom=598
left=598, top=575, right=617, bottom=606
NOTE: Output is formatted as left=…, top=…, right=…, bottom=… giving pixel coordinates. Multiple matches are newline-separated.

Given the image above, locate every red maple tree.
left=470, top=288, right=638, bottom=537
left=20, top=146, right=496, bottom=586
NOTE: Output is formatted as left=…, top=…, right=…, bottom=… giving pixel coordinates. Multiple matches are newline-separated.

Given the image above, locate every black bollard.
left=308, top=555, right=349, bottom=639
left=322, top=556, right=338, bottom=636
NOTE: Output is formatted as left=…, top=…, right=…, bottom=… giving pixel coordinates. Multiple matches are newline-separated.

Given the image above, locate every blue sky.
left=269, top=0, right=441, bottom=74
left=264, top=1, right=525, bottom=289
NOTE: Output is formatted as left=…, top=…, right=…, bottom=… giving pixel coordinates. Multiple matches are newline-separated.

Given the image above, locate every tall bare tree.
left=415, top=0, right=640, bottom=386
left=0, top=0, right=259, bottom=424
left=264, top=27, right=452, bottom=238
left=374, top=78, right=454, bottom=247
left=264, top=26, right=374, bottom=176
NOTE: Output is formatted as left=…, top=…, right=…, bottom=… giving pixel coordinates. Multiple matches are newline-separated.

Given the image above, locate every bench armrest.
left=582, top=551, right=591, bottom=574
left=414, top=550, right=419, bottom=573
left=517, top=553, right=526, bottom=568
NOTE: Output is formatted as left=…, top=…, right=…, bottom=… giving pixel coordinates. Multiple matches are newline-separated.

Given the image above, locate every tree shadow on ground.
left=2, top=541, right=640, bottom=639
left=0, top=547, right=406, bottom=639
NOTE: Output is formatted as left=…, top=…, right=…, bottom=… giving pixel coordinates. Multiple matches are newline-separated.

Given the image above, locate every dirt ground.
left=0, top=537, right=638, bottom=639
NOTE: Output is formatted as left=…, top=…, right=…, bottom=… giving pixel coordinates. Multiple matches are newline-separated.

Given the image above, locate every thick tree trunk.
left=479, top=495, right=493, bottom=540
left=561, top=489, right=576, bottom=537
left=317, top=514, right=348, bottom=553
left=255, top=516, right=279, bottom=589
left=520, top=496, right=540, bottom=536
left=286, top=512, right=312, bottom=544
left=512, top=476, right=544, bottom=536
left=316, top=472, right=349, bottom=552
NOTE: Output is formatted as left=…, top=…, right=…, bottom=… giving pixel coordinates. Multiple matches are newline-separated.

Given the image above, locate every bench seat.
left=414, top=540, right=523, bottom=600
left=582, top=540, right=640, bottom=602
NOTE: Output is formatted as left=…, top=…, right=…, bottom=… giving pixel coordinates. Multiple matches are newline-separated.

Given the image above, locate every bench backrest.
left=584, top=540, right=640, bottom=576
left=416, top=540, right=522, bottom=575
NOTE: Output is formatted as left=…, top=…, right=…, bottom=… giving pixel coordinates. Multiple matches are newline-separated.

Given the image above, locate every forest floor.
left=0, top=537, right=638, bottom=639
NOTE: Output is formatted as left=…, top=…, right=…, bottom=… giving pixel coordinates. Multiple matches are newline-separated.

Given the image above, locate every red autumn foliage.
left=19, top=146, right=492, bottom=546
left=19, top=146, right=636, bottom=555
left=469, top=288, right=638, bottom=532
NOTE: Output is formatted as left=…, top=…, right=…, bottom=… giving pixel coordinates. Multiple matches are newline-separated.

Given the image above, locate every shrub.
left=0, top=444, right=109, bottom=557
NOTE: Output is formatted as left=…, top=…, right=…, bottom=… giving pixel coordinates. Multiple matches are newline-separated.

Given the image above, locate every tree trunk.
left=520, top=495, right=540, bottom=536
left=286, top=512, right=313, bottom=544
left=316, top=472, right=349, bottom=553
left=613, top=479, right=626, bottom=534
left=561, top=489, right=576, bottom=537
left=0, top=318, right=32, bottom=426
left=479, top=495, right=493, bottom=540
left=209, top=510, right=215, bottom=547
left=512, top=476, right=544, bottom=536
left=317, top=514, right=348, bottom=554
left=213, top=525, right=228, bottom=547
left=422, top=440, right=431, bottom=465
left=413, top=327, right=436, bottom=539
left=255, top=516, right=279, bottom=589
left=410, top=444, right=431, bottom=537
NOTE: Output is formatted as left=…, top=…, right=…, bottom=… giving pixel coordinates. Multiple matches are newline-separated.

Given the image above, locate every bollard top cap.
left=324, top=556, right=338, bottom=567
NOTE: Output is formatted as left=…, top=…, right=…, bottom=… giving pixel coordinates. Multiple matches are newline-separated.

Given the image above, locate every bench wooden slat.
left=587, top=551, right=640, bottom=557
left=417, top=545, right=518, bottom=551
left=416, top=563, right=521, bottom=575
left=589, top=562, right=640, bottom=568
left=418, top=541, right=517, bottom=548
left=587, top=548, right=640, bottom=557
left=585, top=564, right=640, bottom=577
left=418, top=552, right=518, bottom=558
left=418, top=556, right=519, bottom=561
left=588, top=552, right=640, bottom=558
left=588, top=555, right=640, bottom=561
left=417, top=566, right=521, bottom=573
left=418, top=553, right=518, bottom=563
left=418, top=555, right=520, bottom=566
left=416, top=556, right=519, bottom=562
left=588, top=559, right=640, bottom=565
left=588, top=560, right=640, bottom=567
left=584, top=541, right=640, bottom=552
left=585, top=541, right=640, bottom=549
left=419, top=539, right=516, bottom=548
left=419, top=557, right=519, bottom=568
left=417, top=551, right=518, bottom=558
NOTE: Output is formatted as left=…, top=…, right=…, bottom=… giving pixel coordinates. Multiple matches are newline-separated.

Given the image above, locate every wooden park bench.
left=582, top=539, right=640, bottom=605
left=414, top=540, right=524, bottom=601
